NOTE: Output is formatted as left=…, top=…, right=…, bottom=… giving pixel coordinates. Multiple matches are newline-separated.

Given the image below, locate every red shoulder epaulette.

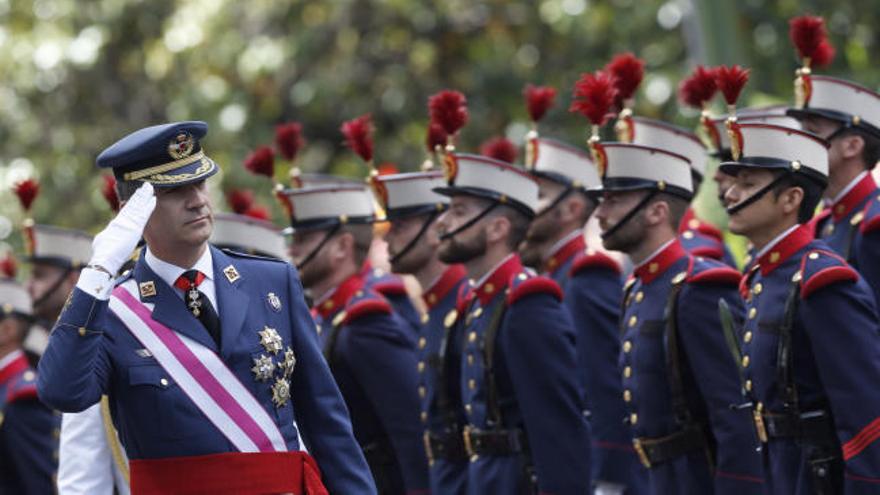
left=693, top=221, right=724, bottom=241
left=6, top=382, right=39, bottom=403
left=569, top=250, right=622, bottom=276
left=371, top=280, right=408, bottom=297
left=507, top=275, right=563, bottom=305
left=688, top=244, right=724, bottom=260
left=799, top=249, right=860, bottom=299
left=687, top=266, right=742, bottom=285
left=343, top=296, right=393, bottom=325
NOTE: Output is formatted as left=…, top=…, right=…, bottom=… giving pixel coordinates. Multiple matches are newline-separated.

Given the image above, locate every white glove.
left=90, top=182, right=156, bottom=275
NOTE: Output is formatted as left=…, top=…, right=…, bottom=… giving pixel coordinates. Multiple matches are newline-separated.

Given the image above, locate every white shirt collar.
left=544, top=229, right=584, bottom=263
left=145, top=246, right=214, bottom=289
left=831, top=171, right=868, bottom=205
left=472, top=253, right=516, bottom=289
left=633, top=238, right=675, bottom=272
left=754, top=224, right=800, bottom=260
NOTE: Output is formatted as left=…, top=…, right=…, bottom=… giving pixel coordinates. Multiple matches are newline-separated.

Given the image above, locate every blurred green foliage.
left=0, top=0, right=877, bottom=259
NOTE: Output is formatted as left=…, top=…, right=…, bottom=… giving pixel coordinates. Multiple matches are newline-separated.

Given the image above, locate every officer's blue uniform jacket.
left=620, top=239, right=765, bottom=494
left=812, top=172, right=880, bottom=307
left=739, top=224, right=880, bottom=494
left=542, top=232, right=646, bottom=492
left=311, top=270, right=429, bottom=494
left=362, top=263, right=422, bottom=337
left=0, top=350, right=58, bottom=494
left=415, top=264, right=469, bottom=494
left=458, top=254, right=592, bottom=494
left=37, top=246, right=376, bottom=494
left=679, top=208, right=736, bottom=267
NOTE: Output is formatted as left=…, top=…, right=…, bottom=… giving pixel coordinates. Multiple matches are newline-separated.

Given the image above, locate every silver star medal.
left=280, top=347, right=296, bottom=378
left=251, top=354, right=275, bottom=382
left=258, top=326, right=283, bottom=355
left=187, top=288, right=202, bottom=317
left=271, top=377, right=291, bottom=408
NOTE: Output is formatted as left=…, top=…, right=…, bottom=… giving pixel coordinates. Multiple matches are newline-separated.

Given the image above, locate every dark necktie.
left=174, top=270, right=221, bottom=347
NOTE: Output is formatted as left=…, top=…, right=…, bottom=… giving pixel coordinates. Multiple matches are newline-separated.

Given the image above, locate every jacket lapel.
left=211, top=247, right=250, bottom=359
left=132, top=253, right=218, bottom=352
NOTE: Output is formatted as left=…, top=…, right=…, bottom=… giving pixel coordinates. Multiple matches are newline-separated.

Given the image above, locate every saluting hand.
left=90, top=182, right=156, bottom=276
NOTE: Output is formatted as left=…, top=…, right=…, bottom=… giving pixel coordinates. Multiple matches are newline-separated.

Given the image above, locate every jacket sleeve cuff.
left=75, top=268, right=114, bottom=301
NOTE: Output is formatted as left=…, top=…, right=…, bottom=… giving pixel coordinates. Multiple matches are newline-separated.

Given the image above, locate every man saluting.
left=37, top=121, right=375, bottom=494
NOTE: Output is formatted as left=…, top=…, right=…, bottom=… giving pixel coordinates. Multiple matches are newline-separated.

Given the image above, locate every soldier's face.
left=143, top=181, right=213, bottom=249
left=801, top=116, right=847, bottom=180
left=27, top=262, right=77, bottom=321
left=385, top=213, right=440, bottom=274
left=725, top=169, right=785, bottom=237
left=520, top=179, right=566, bottom=267
left=288, top=229, right=334, bottom=288
left=435, top=195, right=488, bottom=264
left=713, top=167, right=736, bottom=207
left=595, top=190, right=647, bottom=253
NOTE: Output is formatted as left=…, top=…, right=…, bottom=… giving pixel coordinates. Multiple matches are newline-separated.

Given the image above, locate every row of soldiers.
left=2, top=12, right=880, bottom=495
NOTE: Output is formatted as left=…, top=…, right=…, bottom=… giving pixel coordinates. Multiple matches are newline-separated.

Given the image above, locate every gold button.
left=472, top=307, right=483, bottom=319
left=742, top=355, right=750, bottom=368
left=465, top=404, right=472, bottom=415
left=484, top=283, right=495, bottom=294
left=623, top=390, right=632, bottom=402
left=467, top=354, right=474, bottom=366
left=418, top=386, right=426, bottom=398
left=468, top=331, right=477, bottom=343
left=809, top=252, right=820, bottom=260
left=748, top=307, right=757, bottom=319
left=753, top=283, right=762, bottom=295
left=635, top=291, right=644, bottom=303
left=417, top=361, right=425, bottom=373
left=420, top=411, right=428, bottom=423
left=745, top=380, right=753, bottom=392
left=683, top=231, right=694, bottom=239
left=160, top=378, right=169, bottom=387
left=648, top=262, right=658, bottom=273
left=421, top=313, right=429, bottom=324
left=623, top=340, right=632, bottom=353
left=628, top=315, right=638, bottom=327
left=468, top=379, right=476, bottom=390
left=418, top=337, right=427, bottom=349
left=769, top=252, right=780, bottom=263
left=744, top=331, right=753, bottom=343
left=427, top=294, right=437, bottom=305
left=630, top=413, right=638, bottom=425
left=78, top=327, right=87, bottom=336
left=623, top=366, right=632, bottom=378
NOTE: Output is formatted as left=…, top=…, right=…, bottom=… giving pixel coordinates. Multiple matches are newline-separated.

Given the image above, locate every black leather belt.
left=423, top=429, right=467, bottom=463
left=761, top=408, right=837, bottom=447
left=462, top=425, right=527, bottom=458
left=632, top=426, right=708, bottom=468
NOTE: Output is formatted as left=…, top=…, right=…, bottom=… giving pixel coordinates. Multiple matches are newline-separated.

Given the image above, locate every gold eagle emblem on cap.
left=168, top=132, right=195, bottom=160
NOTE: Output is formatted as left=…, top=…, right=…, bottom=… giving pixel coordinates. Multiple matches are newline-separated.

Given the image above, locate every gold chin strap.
left=100, top=395, right=130, bottom=484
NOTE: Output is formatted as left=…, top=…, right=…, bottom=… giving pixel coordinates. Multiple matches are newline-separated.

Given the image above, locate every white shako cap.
left=708, top=105, right=802, bottom=157
left=719, top=122, right=829, bottom=181
left=433, top=152, right=539, bottom=217
left=588, top=142, right=693, bottom=199
left=210, top=213, right=286, bottom=260
left=787, top=75, right=880, bottom=140
left=0, top=279, right=33, bottom=318
left=371, top=171, right=448, bottom=220
left=28, top=225, right=92, bottom=269
left=526, top=137, right=600, bottom=190
left=630, top=116, right=708, bottom=178
left=282, top=183, right=377, bottom=233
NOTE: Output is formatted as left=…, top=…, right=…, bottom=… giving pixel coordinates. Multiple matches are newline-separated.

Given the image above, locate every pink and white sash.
left=109, top=280, right=290, bottom=454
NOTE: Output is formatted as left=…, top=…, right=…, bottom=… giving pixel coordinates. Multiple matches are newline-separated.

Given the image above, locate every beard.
left=390, top=241, right=432, bottom=275
left=438, top=229, right=487, bottom=264
left=519, top=213, right=558, bottom=269
left=601, top=215, right=646, bottom=254
left=297, top=250, right=333, bottom=289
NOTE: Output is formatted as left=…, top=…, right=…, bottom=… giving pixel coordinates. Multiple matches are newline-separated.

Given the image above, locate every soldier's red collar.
left=543, top=231, right=585, bottom=276
left=422, top=264, right=467, bottom=310
left=678, top=208, right=699, bottom=234
left=0, top=350, right=28, bottom=384
left=831, top=173, right=876, bottom=221
left=472, top=254, right=523, bottom=305
left=755, top=224, right=813, bottom=276
left=314, top=273, right=364, bottom=319
left=633, top=239, right=686, bottom=284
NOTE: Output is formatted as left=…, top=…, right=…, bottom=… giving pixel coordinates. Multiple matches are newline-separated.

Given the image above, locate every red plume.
left=341, top=114, right=374, bottom=163
left=570, top=70, right=619, bottom=126
left=244, top=205, right=270, bottom=221
left=428, top=90, right=469, bottom=135
left=480, top=137, right=518, bottom=164
left=605, top=53, right=644, bottom=108
left=789, top=15, right=835, bottom=68
left=101, top=175, right=120, bottom=212
left=679, top=65, right=718, bottom=109
left=275, top=122, right=305, bottom=162
left=226, top=189, right=254, bottom=215
left=715, top=65, right=750, bottom=106
left=244, top=146, right=276, bottom=178
left=524, top=85, right=557, bottom=123
left=426, top=122, right=448, bottom=152
left=0, top=254, right=16, bottom=279
left=13, top=179, right=39, bottom=212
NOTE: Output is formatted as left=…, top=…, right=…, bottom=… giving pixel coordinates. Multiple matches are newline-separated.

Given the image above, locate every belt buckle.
left=753, top=402, right=769, bottom=443
left=422, top=431, right=434, bottom=466
left=633, top=438, right=652, bottom=469
left=462, top=425, right=477, bottom=461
